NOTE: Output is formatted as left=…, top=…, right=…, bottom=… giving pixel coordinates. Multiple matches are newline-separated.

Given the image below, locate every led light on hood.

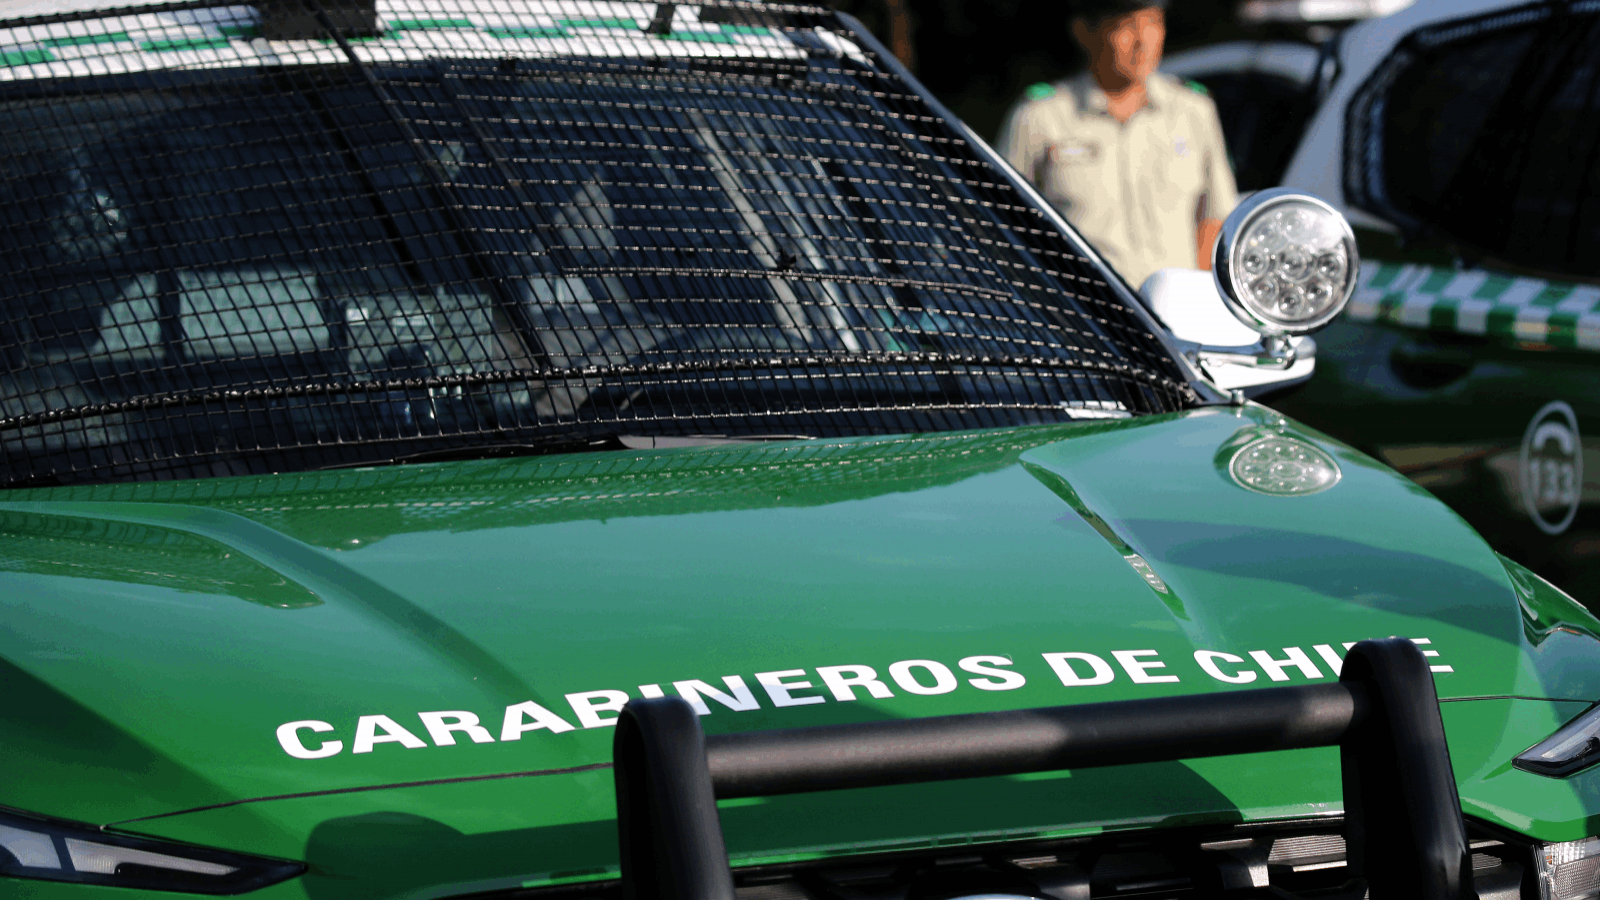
left=0, top=807, right=301, bottom=894
left=1213, top=423, right=1342, bottom=497
left=1516, top=703, right=1600, bottom=778
left=1538, top=837, right=1600, bottom=900
left=1227, top=433, right=1340, bottom=496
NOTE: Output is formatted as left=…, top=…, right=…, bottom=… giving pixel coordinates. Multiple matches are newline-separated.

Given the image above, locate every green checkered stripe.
left=0, top=6, right=787, bottom=79
left=1346, top=260, right=1600, bottom=350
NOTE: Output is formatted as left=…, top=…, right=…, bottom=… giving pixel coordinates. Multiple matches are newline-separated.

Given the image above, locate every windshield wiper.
left=0, top=353, right=1190, bottom=437
left=314, top=433, right=815, bottom=470
left=615, top=434, right=814, bottom=449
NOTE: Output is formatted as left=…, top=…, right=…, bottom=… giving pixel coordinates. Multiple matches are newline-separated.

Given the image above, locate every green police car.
left=4, top=2, right=1600, bottom=900
left=1265, top=0, right=1600, bottom=608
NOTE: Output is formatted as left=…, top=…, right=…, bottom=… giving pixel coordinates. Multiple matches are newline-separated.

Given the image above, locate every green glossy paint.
left=1273, top=312, right=1600, bottom=609
left=5, top=405, right=1600, bottom=898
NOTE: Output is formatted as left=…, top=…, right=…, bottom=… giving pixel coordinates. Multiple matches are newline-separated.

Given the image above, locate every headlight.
left=1539, top=838, right=1600, bottom=900
left=0, top=806, right=301, bottom=893
left=1516, top=703, right=1600, bottom=777
left=1213, top=189, right=1360, bottom=336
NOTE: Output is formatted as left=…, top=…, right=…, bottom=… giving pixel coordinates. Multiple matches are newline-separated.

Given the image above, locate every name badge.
left=1050, top=142, right=1100, bottom=165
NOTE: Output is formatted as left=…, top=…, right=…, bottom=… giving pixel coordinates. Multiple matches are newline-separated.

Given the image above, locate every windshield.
left=0, top=0, right=1193, bottom=485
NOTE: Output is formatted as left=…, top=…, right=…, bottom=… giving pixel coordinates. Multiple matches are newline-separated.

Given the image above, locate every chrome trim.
left=1199, top=334, right=1297, bottom=370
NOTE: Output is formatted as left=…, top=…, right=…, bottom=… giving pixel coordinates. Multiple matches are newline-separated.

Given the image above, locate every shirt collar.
left=1071, top=71, right=1161, bottom=118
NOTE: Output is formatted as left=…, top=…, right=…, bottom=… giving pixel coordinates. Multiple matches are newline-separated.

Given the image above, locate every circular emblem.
left=1228, top=434, right=1341, bottom=496
left=1520, top=401, right=1583, bottom=535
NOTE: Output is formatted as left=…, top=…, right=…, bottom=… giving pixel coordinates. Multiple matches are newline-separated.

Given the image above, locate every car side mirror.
left=1140, top=189, right=1359, bottom=398
left=1140, top=268, right=1319, bottom=397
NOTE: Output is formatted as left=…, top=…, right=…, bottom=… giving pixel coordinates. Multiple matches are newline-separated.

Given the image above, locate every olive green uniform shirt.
left=995, top=72, right=1239, bottom=288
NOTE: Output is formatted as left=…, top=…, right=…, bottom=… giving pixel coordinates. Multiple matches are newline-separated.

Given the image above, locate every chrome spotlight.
left=1213, top=189, right=1360, bottom=337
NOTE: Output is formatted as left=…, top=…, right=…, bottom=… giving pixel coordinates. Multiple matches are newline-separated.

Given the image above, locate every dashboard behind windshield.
left=0, top=2, right=1193, bottom=485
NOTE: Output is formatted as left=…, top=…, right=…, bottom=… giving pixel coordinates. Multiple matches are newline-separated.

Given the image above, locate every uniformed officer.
left=995, top=0, right=1238, bottom=288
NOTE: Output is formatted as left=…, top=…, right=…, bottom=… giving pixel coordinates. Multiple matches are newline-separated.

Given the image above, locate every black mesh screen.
left=0, top=0, right=1194, bottom=486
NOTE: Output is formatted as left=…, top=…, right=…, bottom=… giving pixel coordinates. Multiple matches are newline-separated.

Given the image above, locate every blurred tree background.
left=828, top=0, right=1265, bottom=141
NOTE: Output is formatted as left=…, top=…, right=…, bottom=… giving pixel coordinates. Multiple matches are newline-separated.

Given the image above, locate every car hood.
left=5, top=406, right=1600, bottom=837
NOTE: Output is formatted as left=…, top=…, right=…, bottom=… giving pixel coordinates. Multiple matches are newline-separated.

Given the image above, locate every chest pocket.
left=1146, top=130, right=1207, bottom=196
left=1040, top=141, right=1106, bottom=215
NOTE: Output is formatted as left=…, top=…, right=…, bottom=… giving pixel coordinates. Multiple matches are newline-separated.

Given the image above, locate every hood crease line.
left=102, top=761, right=615, bottom=829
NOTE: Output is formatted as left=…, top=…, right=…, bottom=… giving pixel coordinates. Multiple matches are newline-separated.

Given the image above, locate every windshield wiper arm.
left=315, top=437, right=618, bottom=470
left=616, top=434, right=814, bottom=449
left=0, top=352, right=1190, bottom=439
left=315, top=433, right=815, bottom=470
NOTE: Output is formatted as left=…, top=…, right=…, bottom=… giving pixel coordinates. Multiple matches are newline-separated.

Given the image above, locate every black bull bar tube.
left=613, top=638, right=1472, bottom=900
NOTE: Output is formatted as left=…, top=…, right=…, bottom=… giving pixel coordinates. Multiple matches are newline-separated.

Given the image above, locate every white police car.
left=1264, top=0, right=1600, bottom=608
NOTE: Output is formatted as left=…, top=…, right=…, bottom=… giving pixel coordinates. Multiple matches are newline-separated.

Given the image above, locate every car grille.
left=485, top=819, right=1529, bottom=900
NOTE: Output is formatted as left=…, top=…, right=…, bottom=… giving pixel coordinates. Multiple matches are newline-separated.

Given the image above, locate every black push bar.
left=613, top=638, right=1471, bottom=900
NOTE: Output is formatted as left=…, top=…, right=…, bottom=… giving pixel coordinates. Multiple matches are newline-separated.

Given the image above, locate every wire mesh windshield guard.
left=0, top=0, right=1196, bottom=486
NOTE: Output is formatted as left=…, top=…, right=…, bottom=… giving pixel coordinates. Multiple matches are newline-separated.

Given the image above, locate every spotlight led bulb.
left=1214, top=191, right=1360, bottom=336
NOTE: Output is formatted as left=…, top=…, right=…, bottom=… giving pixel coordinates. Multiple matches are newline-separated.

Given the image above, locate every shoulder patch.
left=1184, top=79, right=1210, bottom=97
left=1024, top=82, right=1057, bottom=101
